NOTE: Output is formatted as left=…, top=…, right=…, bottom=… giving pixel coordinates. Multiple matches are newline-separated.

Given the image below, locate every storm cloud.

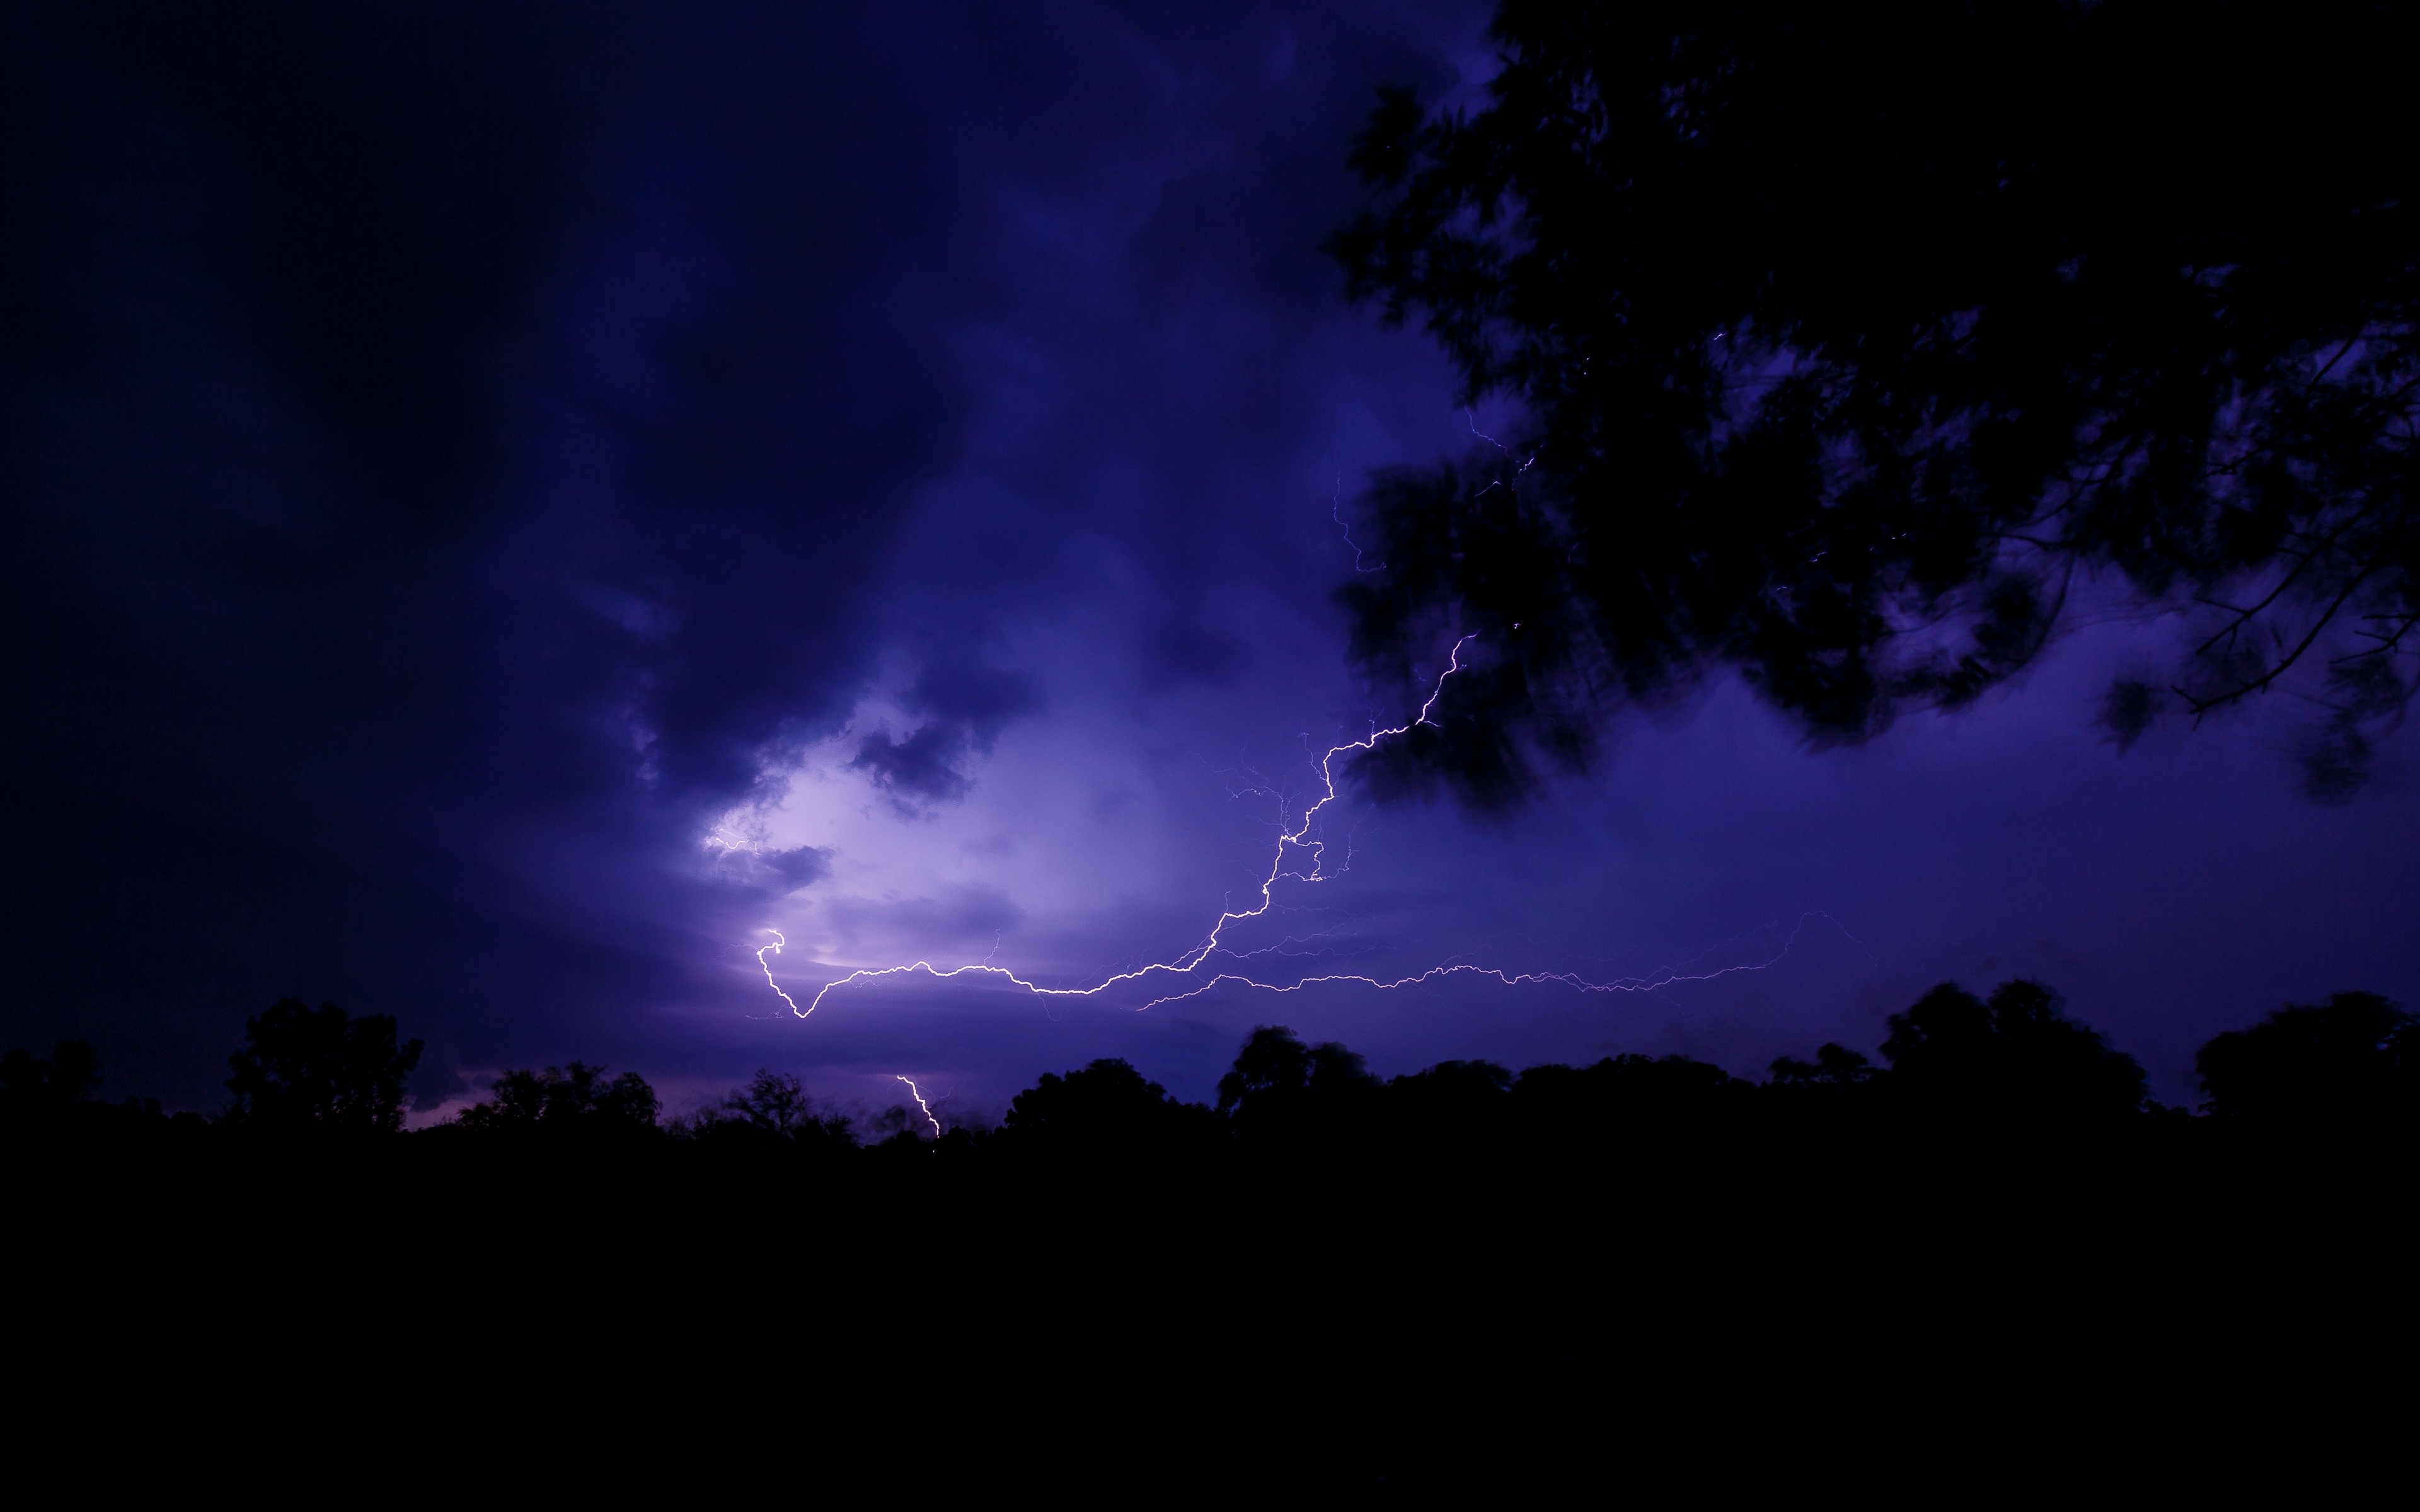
left=4, top=3, right=2416, bottom=1119
left=0, top=1, right=1484, bottom=1103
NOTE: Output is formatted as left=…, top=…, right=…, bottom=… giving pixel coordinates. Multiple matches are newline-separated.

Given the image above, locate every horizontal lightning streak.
left=1124, top=912, right=1848, bottom=1010
left=776, top=638, right=1473, bottom=1016
left=758, top=638, right=1856, bottom=1020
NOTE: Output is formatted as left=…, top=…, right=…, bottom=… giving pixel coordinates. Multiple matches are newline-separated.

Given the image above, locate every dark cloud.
left=853, top=724, right=979, bottom=810
left=13, top=0, right=2402, bottom=1123
left=851, top=665, right=1044, bottom=812
left=712, top=845, right=834, bottom=894
left=1147, top=623, right=1254, bottom=689
left=909, top=665, right=1047, bottom=743
left=0, top=1, right=1020, bottom=1099
left=760, top=847, right=835, bottom=890
left=0, top=0, right=1488, bottom=1106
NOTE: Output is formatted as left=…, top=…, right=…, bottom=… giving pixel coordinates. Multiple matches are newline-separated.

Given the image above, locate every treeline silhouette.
left=9, top=980, right=2414, bottom=1165
left=12, top=980, right=2412, bottom=1485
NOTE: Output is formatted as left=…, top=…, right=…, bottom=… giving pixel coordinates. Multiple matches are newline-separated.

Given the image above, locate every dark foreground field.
left=9, top=983, right=2414, bottom=1491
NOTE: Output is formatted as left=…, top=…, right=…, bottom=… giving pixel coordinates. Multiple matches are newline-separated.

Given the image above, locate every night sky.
left=6, top=1, right=2416, bottom=1127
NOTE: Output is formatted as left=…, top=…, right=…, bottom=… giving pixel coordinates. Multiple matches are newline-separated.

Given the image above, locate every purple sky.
left=6, top=2, right=2416, bottom=1125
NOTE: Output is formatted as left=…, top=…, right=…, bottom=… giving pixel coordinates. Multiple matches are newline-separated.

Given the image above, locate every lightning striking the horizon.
left=896, top=1075, right=943, bottom=1138
left=751, top=636, right=1866, bottom=1022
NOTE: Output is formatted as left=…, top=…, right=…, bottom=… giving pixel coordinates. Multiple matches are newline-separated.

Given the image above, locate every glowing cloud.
left=752, top=639, right=1857, bottom=1022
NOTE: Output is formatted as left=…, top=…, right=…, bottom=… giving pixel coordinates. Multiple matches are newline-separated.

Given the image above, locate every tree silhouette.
left=1881, top=980, right=2146, bottom=1121
left=1219, top=1026, right=1382, bottom=1145
left=681, top=1068, right=855, bottom=1150
left=1330, top=2, right=2420, bottom=801
left=2196, top=991, right=2417, bottom=1125
left=1383, top=1058, right=1511, bottom=1139
left=1003, top=1057, right=1214, bottom=1160
left=1219, top=1026, right=1378, bottom=1108
left=224, top=999, right=424, bottom=1134
left=1769, top=1045, right=1876, bottom=1088
left=1512, top=1052, right=1751, bottom=1153
left=0, top=1040, right=101, bottom=1114
left=456, top=1061, right=659, bottom=1135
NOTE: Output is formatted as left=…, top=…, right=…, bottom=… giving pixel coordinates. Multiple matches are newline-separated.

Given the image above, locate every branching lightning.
left=766, top=638, right=1475, bottom=1016
left=753, top=638, right=1867, bottom=1024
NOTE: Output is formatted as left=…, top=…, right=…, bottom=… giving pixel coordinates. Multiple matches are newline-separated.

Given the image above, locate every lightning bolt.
left=1334, top=470, right=1385, bottom=573
left=1115, top=910, right=1864, bottom=1011
left=753, top=638, right=1869, bottom=1022
left=758, top=931, right=803, bottom=1015
left=896, top=1075, right=943, bottom=1139
left=764, top=636, right=1477, bottom=1016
